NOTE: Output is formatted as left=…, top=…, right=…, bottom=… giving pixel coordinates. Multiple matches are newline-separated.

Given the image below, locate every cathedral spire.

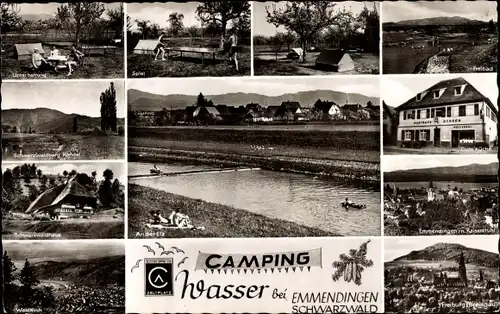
left=458, top=250, right=468, bottom=287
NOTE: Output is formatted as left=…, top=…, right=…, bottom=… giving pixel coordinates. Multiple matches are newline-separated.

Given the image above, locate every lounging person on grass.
left=31, top=48, right=50, bottom=71
left=70, top=44, right=84, bottom=65
left=154, top=32, right=166, bottom=61
left=227, top=28, right=239, bottom=71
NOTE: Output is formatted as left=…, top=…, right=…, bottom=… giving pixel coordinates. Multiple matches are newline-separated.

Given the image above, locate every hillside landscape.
left=128, top=89, right=380, bottom=111
left=388, top=243, right=499, bottom=269
left=2, top=108, right=125, bottom=133
left=384, top=162, right=498, bottom=182
left=384, top=16, right=489, bottom=28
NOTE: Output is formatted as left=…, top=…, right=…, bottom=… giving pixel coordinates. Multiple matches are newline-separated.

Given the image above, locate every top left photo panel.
left=1, top=2, right=125, bottom=80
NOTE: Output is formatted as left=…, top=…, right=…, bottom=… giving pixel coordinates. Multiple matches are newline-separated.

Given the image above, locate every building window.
left=433, top=90, right=440, bottom=99
left=411, top=110, right=415, bottom=119
left=436, top=108, right=445, bottom=117
left=447, top=107, right=451, bottom=117
left=426, top=109, right=430, bottom=119
left=417, top=110, right=421, bottom=119
left=458, top=105, right=466, bottom=117
left=431, top=109, right=435, bottom=118
left=474, top=104, right=479, bottom=115
left=454, top=86, right=462, bottom=96
left=416, top=93, right=422, bottom=101
left=486, top=107, right=491, bottom=118
left=419, top=130, right=429, bottom=141
left=404, top=130, right=412, bottom=140
left=403, top=111, right=406, bottom=120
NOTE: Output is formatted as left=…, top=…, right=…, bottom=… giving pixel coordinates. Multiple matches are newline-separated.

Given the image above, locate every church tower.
left=458, top=250, right=468, bottom=287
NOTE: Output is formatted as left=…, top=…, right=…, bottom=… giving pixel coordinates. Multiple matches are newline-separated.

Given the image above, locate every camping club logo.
left=130, top=242, right=189, bottom=297
left=331, top=240, right=373, bottom=285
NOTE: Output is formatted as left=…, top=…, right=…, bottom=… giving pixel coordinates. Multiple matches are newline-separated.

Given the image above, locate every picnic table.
left=46, top=55, right=69, bottom=70
left=165, top=46, right=220, bottom=65
left=81, top=45, right=117, bottom=56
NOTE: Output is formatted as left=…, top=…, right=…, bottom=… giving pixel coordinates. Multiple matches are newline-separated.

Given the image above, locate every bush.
left=117, top=125, right=125, bottom=135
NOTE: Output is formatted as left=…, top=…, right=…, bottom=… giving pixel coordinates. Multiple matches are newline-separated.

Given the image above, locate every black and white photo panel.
left=127, top=1, right=251, bottom=78
left=253, top=1, right=380, bottom=76
left=1, top=80, right=126, bottom=161
left=2, top=240, right=125, bottom=314
left=385, top=236, right=500, bottom=313
left=382, top=73, right=498, bottom=155
left=383, top=154, right=498, bottom=237
left=2, top=161, right=125, bottom=240
left=382, top=1, right=497, bottom=74
left=127, top=76, right=381, bottom=239
left=1, top=2, right=125, bottom=80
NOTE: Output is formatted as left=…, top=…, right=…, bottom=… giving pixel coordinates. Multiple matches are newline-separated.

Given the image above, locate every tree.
left=39, top=176, right=48, bottom=192
left=196, top=93, right=206, bottom=107
left=73, top=116, right=78, bottom=133
left=69, top=170, right=77, bottom=177
left=98, top=169, right=114, bottom=208
left=20, top=259, right=39, bottom=303
left=1, top=3, right=21, bottom=33
left=49, top=178, right=56, bottom=187
left=3, top=251, right=17, bottom=286
left=28, top=126, right=32, bottom=134
left=196, top=2, right=250, bottom=39
left=282, top=31, right=297, bottom=51
left=136, top=19, right=150, bottom=39
left=63, top=170, right=68, bottom=179
left=36, top=169, right=42, bottom=179
left=91, top=171, right=97, bottom=182
left=56, top=3, right=105, bottom=44
left=103, top=169, right=114, bottom=181
left=168, top=12, right=184, bottom=37
left=3, top=250, right=18, bottom=312
left=11, top=126, right=17, bottom=133
left=107, top=3, right=124, bottom=39
left=269, top=33, right=285, bottom=61
left=75, top=173, right=93, bottom=188
left=266, top=1, right=353, bottom=61
left=100, top=82, right=117, bottom=133
left=332, top=240, right=373, bottom=285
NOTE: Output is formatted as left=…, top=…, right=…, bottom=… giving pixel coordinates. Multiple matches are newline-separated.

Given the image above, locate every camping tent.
left=287, top=48, right=304, bottom=61
left=14, top=43, right=45, bottom=61
left=133, top=39, right=158, bottom=55
left=315, top=49, right=355, bottom=72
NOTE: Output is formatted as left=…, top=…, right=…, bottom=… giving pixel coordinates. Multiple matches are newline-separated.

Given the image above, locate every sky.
left=382, top=1, right=497, bottom=23
left=3, top=240, right=124, bottom=263
left=128, top=2, right=212, bottom=32
left=254, top=1, right=380, bottom=36
left=128, top=77, right=380, bottom=98
left=17, top=2, right=121, bottom=19
left=382, top=74, right=498, bottom=110
left=2, top=162, right=126, bottom=184
left=2, top=81, right=125, bottom=118
left=385, top=235, right=498, bottom=262
left=383, top=155, right=497, bottom=172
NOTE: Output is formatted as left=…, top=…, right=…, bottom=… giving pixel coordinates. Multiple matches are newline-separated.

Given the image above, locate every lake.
left=129, top=162, right=381, bottom=236
left=386, top=181, right=498, bottom=190
left=383, top=45, right=438, bottom=74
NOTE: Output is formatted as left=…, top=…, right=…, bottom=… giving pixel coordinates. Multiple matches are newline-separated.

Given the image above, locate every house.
left=314, top=100, right=341, bottom=120
left=264, top=106, right=280, bottom=121
left=193, top=105, right=221, bottom=123
left=227, top=106, right=247, bottom=123
left=315, top=49, right=355, bottom=72
left=342, top=103, right=363, bottom=111
left=383, top=101, right=398, bottom=145
left=394, top=77, right=498, bottom=148
left=245, top=103, right=263, bottom=113
left=215, top=104, right=233, bottom=122
left=274, top=101, right=303, bottom=121
left=25, top=177, right=97, bottom=220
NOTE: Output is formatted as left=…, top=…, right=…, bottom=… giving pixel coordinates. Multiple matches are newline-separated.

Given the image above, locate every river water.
left=129, top=162, right=381, bottom=236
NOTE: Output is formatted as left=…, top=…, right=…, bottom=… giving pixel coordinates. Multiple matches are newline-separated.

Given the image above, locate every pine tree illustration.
left=332, top=240, right=373, bottom=285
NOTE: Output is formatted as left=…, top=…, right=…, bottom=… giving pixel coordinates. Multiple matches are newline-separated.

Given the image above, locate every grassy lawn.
left=128, top=183, right=336, bottom=238
left=3, top=219, right=124, bottom=239
left=449, top=43, right=497, bottom=73
left=2, top=133, right=125, bottom=160
left=127, top=51, right=251, bottom=77
left=254, top=51, right=379, bottom=75
left=1, top=43, right=124, bottom=79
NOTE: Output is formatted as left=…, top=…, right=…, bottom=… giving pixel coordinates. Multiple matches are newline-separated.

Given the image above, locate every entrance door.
left=451, top=131, right=459, bottom=148
left=434, top=128, right=441, bottom=146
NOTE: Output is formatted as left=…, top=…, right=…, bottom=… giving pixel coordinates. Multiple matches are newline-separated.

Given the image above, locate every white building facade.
left=396, top=78, right=498, bottom=148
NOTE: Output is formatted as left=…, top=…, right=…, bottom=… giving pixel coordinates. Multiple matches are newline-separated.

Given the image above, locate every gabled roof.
left=205, top=106, right=220, bottom=116
left=281, top=101, right=301, bottom=110
left=25, top=178, right=96, bottom=214
left=314, top=100, right=338, bottom=113
left=245, top=103, right=261, bottom=110
left=215, top=105, right=232, bottom=116
left=264, top=106, right=280, bottom=118
left=383, top=101, right=396, bottom=118
left=396, top=77, right=497, bottom=115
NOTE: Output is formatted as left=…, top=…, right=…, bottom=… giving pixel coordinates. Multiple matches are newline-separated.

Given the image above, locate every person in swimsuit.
left=227, top=28, right=239, bottom=71
left=155, top=32, right=166, bottom=61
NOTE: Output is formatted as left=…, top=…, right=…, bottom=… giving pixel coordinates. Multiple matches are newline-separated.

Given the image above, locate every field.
left=2, top=216, right=124, bottom=239
left=128, top=183, right=335, bottom=238
left=1, top=38, right=124, bottom=79
left=2, top=133, right=125, bottom=160
left=253, top=48, right=379, bottom=75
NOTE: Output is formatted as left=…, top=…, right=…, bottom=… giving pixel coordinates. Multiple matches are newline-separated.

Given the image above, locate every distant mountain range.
left=387, top=243, right=498, bottom=269
left=32, top=255, right=125, bottom=287
left=128, top=89, right=380, bottom=111
left=384, top=16, right=489, bottom=27
left=384, top=162, right=498, bottom=183
left=20, top=13, right=55, bottom=21
left=1, top=108, right=125, bottom=133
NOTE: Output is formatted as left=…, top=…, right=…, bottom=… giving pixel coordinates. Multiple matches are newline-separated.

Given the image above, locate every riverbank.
left=128, top=184, right=337, bottom=238
left=129, top=146, right=380, bottom=189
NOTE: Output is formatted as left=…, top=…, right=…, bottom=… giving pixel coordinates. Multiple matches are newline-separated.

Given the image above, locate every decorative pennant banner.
left=194, top=248, right=322, bottom=272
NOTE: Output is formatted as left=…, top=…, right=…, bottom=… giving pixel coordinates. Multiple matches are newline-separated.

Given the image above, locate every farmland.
left=2, top=133, right=125, bottom=161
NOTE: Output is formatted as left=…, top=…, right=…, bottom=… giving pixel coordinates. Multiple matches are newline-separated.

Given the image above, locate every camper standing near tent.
left=154, top=32, right=166, bottom=61
left=227, top=28, right=239, bottom=71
